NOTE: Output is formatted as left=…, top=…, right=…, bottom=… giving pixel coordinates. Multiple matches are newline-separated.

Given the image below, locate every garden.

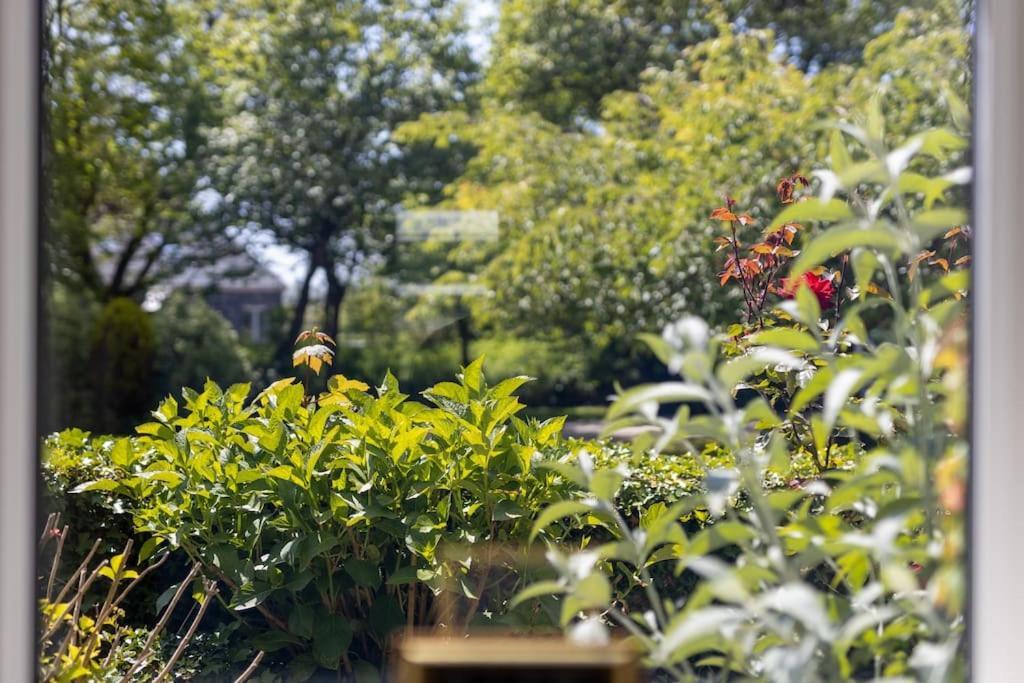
left=40, top=1, right=972, bottom=680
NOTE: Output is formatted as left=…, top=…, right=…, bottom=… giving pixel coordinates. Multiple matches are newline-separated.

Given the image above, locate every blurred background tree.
left=87, top=298, right=156, bottom=433
left=43, top=0, right=972, bottom=427
left=151, top=292, right=254, bottom=399
left=43, top=0, right=232, bottom=301
left=205, top=0, right=480, bottom=366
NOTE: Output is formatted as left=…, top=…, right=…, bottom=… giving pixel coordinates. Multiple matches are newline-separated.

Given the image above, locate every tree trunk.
left=277, top=250, right=320, bottom=367
left=456, top=309, right=472, bottom=367
left=322, top=262, right=346, bottom=343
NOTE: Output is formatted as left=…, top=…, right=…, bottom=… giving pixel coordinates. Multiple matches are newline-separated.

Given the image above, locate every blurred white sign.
left=397, top=209, right=499, bottom=242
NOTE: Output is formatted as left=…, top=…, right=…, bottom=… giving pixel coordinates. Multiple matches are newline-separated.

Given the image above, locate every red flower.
left=780, top=272, right=836, bottom=310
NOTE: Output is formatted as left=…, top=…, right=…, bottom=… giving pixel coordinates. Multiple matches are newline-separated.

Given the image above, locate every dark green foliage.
left=152, top=292, right=253, bottom=400
left=88, top=298, right=156, bottom=433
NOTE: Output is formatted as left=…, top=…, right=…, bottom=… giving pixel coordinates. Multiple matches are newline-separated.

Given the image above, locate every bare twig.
left=39, top=512, right=59, bottom=548
left=46, top=525, right=70, bottom=601
left=42, top=558, right=108, bottom=643
left=153, top=580, right=219, bottom=682
left=120, top=562, right=202, bottom=682
left=232, top=651, right=266, bottom=683
left=53, top=538, right=102, bottom=606
left=112, top=551, right=170, bottom=608
left=81, top=539, right=134, bottom=662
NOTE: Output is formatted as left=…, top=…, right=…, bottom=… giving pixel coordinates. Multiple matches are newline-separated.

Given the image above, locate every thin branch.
left=52, top=538, right=101, bottom=607
left=232, top=651, right=266, bottom=683
left=153, top=580, right=219, bottom=682
left=46, top=525, right=69, bottom=601
left=120, top=562, right=202, bottom=682
left=113, top=551, right=170, bottom=608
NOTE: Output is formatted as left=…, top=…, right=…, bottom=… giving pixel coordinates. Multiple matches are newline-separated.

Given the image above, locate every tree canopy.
left=206, top=0, right=479, bottom=359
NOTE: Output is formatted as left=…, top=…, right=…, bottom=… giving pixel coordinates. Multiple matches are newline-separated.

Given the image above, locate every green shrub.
left=521, top=112, right=968, bottom=680
left=71, top=361, right=579, bottom=673
left=88, top=297, right=157, bottom=433
left=152, top=292, right=254, bottom=399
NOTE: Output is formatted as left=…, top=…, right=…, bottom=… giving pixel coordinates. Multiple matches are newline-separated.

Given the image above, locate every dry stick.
left=81, top=539, right=135, bottom=663
left=38, top=512, right=57, bottom=549
left=42, top=558, right=109, bottom=643
left=42, top=568, right=84, bottom=680
left=46, top=525, right=70, bottom=601
left=153, top=580, right=219, bottom=683
left=406, top=582, right=417, bottom=633
left=120, top=562, right=202, bottom=682
left=203, top=560, right=289, bottom=632
left=232, top=651, right=266, bottom=683
left=112, top=551, right=170, bottom=608
left=53, top=538, right=102, bottom=607
left=102, top=627, right=123, bottom=668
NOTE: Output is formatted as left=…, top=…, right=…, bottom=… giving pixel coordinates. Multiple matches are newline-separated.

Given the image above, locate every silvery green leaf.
left=568, top=616, right=610, bottom=647
left=823, top=368, right=864, bottom=430
left=756, top=582, right=835, bottom=641
left=886, top=136, right=923, bottom=177
left=655, top=607, right=744, bottom=663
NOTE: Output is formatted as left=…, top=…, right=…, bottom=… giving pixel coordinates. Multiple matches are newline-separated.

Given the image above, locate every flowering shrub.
left=521, top=109, right=969, bottom=680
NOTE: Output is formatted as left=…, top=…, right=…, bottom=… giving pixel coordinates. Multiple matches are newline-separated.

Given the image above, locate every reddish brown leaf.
left=710, top=207, right=738, bottom=221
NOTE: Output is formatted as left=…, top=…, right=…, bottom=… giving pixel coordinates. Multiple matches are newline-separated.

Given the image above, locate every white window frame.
left=0, top=0, right=39, bottom=679
left=2, top=0, right=1023, bottom=677
left=971, top=0, right=1024, bottom=678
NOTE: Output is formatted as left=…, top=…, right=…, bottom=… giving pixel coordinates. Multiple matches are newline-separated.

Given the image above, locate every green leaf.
left=571, top=573, right=611, bottom=610
left=344, top=558, right=381, bottom=589
left=749, top=328, right=819, bottom=353
left=266, top=465, right=306, bottom=488
left=590, top=469, right=624, bottom=502
left=912, top=208, right=968, bottom=242
left=717, top=348, right=804, bottom=388
left=368, top=594, right=405, bottom=639
left=138, top=537, right=165, bottom=563
left=823, top=368, right=864, bottom=430
left=829, top=129, right=852, bottom=174
left=790, top=367, right=833, bottom=415
left=460, top=356, right=485, bottom=393
left=313, top=613, right=353, bottom=669
left=689, top=522, right=757, bottom=555
left=492, top=499, right=528, bottom=521
left=510, top=580, right=566, bottom=608
left=535, top=416, right=566, bottom=444
left=790, top=223, right=907, bottom=278
left=851, top=248, right=879, bottom=299
left=491, top=375, right=533, bottom=398
left=386, top=566, right=419, bottom=586
left=608, top=382, right=711, bottom=420
left=288, top=603, right=315, bottom=639
left=109, top=438, right=132, bottom=467
left=251, top=629, right=303, bottom=653
left=767, top=198, right=853, bottom=233
left=530, top=500, right=594, bottom=541
left=70, top=479, right=121, bottom=494
left=656, top=607, right=741, bottom=664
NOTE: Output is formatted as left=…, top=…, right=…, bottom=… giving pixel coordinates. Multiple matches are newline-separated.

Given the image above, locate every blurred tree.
left=728, top=0, right=968, bottom=70
left=151, top=292, right=254, bottom=399
left=208, top=0, right=479, bottom=364
left=481, top=0, right=967, bottom=127
left=43, top=0, right=232, bottom=301
left=399, top=6, right=971, bottom=392
left=483, top=0, right=716, bottom=126
left=88, top=298, right=156, bottom=433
